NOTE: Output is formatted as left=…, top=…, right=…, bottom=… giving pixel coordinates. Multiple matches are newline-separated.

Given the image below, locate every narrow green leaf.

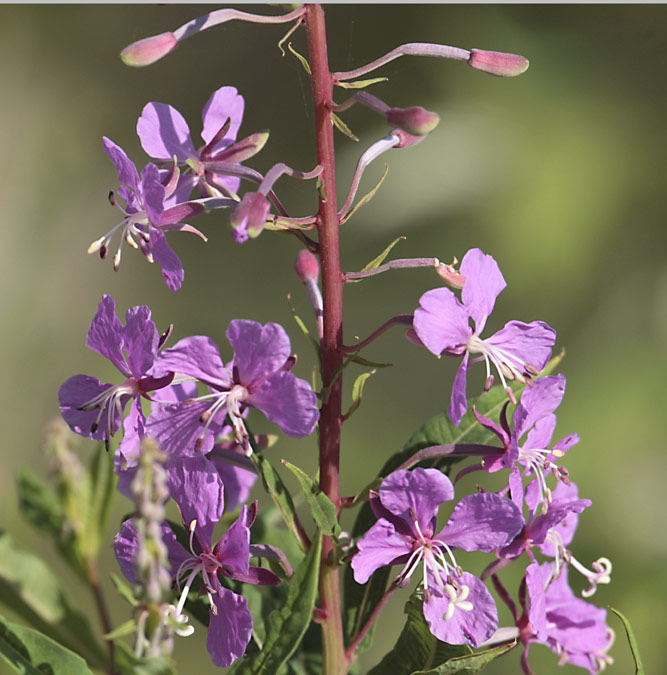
left=341, top=165, right=389, bottom=225
left=343, top=370, right=375, bottom=420
left=228, top=532, right=322, bottom=675
left=413, top=643, right=515, bottom=674
left=367, top=593, right=471, bottom=675
left=287, top=294, right=320, bottom=358
left=114, top=642, right=177, bottom=675
left=104, top=618, right=136, bottom=641
left=282, top=461, right=341, bottom=537
left=287, top=41, right=311, bottom=75
left=0, top=612, right=94, bottom=675
left=0, top=532, right=108, bottom=669
left=335, top=76, right=389, bottom=89
left=81, top=444, right=115, bottom=559
left=361, top=236, right=406, bottom=273
left=249, top=444, right=306, bottom=552
left=110, top=573, right=139, bottom=608
left=609, top=607, right=644, bottom=674
left=331, top=112, right=359, bottom=142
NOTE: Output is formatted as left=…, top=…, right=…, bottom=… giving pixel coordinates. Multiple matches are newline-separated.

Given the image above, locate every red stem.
left=306, top=6, right=346, bottom=674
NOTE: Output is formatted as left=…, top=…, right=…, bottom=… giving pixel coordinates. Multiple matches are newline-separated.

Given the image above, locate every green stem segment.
left=305, top=5, right=346, bottom=674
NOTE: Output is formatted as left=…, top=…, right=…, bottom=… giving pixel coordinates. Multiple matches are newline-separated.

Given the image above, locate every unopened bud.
left=230, top=192, right=271, bottom=241
left=467, top=49, right=529, bottom=77
left=385, top=106, right=440, bottom=136
left=121, top=32, right=178, bottom=67
left=295, top=249, right=319, bottom=283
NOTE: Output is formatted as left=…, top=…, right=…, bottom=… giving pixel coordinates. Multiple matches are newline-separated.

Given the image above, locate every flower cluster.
left=347, top=247, right=612, bottom=672
left=54, top=8, right=620, bottom=672
left=60, top=295, right=318, bottom=665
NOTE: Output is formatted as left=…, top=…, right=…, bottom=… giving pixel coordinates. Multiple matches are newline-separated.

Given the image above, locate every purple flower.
left=147, top=319, right=319, bottom=455
left=495, top=480, right=611, bottom=598
left=137, top=86, right=253, bottom=200
left=114, top=380, right=258, bottom=508
left=412, top=248, right=556, bottom=426
left=524, top=562, right=614, bottom=674
left=351, top=468, right=523, bottom=646
left=88, top=138, right=206, bottom=291
left=59, top=295, right=173, bottom=450
left=114, top=455, right=279, bottom=668
left=477, top=375, right=579, bottom=511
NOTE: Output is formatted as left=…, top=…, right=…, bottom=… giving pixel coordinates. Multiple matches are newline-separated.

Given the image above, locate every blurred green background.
left=0, top=4, right=664, bottom=674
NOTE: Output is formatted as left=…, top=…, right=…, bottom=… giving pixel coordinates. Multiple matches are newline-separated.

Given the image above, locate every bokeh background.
left=1, top=4, right=665, bottom=674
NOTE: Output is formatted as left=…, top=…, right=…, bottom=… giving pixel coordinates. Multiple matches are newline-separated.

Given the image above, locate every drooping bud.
left=121, top=32, right=178, bottom=67
left=435, top=260, right=466, bottom=289
left=385, top=106, right=440, bottom=136
left=295, top=249, right=323, bottom=339
left=230, top=192, right=271, bottom=241
left=467, top=49, right=529, bottom=77
left=295, top=249, right=319, bottom=283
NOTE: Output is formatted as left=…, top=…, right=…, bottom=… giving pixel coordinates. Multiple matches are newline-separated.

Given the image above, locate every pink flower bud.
left=120, top=32, right=178, bottom=67
left=295, top=250, right=319, bottom=283
left=467, top=49, right=529, bottom=77
left=385, top=106, right=440, bottom=136
left=230, top=192, right=271, bottom=241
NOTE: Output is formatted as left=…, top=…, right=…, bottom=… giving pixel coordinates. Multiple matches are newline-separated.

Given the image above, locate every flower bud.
left=467, top=49, right=529, bottom=77
left=230, top=192, right=271, bottom=241
left=121, top=32, right=178, bottom=67
left=295, top=249, right=319, bottom=283
left=386, top=106, right=440, bottom=136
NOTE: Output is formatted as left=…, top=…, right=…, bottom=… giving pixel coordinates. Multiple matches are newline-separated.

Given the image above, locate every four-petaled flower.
left=413, top=248, right=556, bottom=426
left=147, top=319, right=319, bottom=455
left=352, top=468, right=523, bottom=646
left=59, top=295, right=174, bottom=450
left=137, top=86, right=264, bottom=200
left=115, top=455, right=280, bottom=668
left=523, top=562, right=614, bottom=674
left=476, top=374, right=579, bottom=511
left=89, top=138, right=206, bottom=291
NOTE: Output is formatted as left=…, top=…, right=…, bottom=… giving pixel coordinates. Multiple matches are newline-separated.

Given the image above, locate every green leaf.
left=249, top=443, right=306, bottom=552
left=114, top=642, right=176, bottom=675
left=360, top=236, right=406, bottom=273
left=287, top=294, right=320, bottom=358
left=81, top=444, right=115, bottom=559
left=341, top=165, right=389, bottom=225
left=413, top=643, right=515, bottom=674
left=366, top=593, right=471, bottom=674
left=0, top=612, right=94, bottom=675
left=282, top=461, right=341, bottom=537
left=16, top=470, right=63, bottom=537
left=104, top=618, right=136, bottom=641
left=228, top=532, right=322, bottom=675
left=110, top=574, right=138, bottom=608
left=331, top=112, right=359, bottom=142
left=609, top=607, right=644, bottom=674
left=343, top=370, right=375, bottom=420
left=335, top=76, right=389, bottom=89
left=0, top=532, right=108, bottom=669
left=287, top=42, right=311, bottom=75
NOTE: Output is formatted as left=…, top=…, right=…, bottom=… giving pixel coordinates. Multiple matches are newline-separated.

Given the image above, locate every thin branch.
left=341, top=314, right=413, bottom=353
left=343, top=257, right=440, bottom=281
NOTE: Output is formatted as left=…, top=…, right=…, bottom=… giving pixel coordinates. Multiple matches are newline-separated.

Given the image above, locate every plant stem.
left=87, top=560, right=116, bottom=673
left=306, top=5, right=346, bottom=674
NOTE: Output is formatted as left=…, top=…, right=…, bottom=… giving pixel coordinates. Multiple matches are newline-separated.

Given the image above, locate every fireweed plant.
left=6, top=5, right=648, bottom=675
